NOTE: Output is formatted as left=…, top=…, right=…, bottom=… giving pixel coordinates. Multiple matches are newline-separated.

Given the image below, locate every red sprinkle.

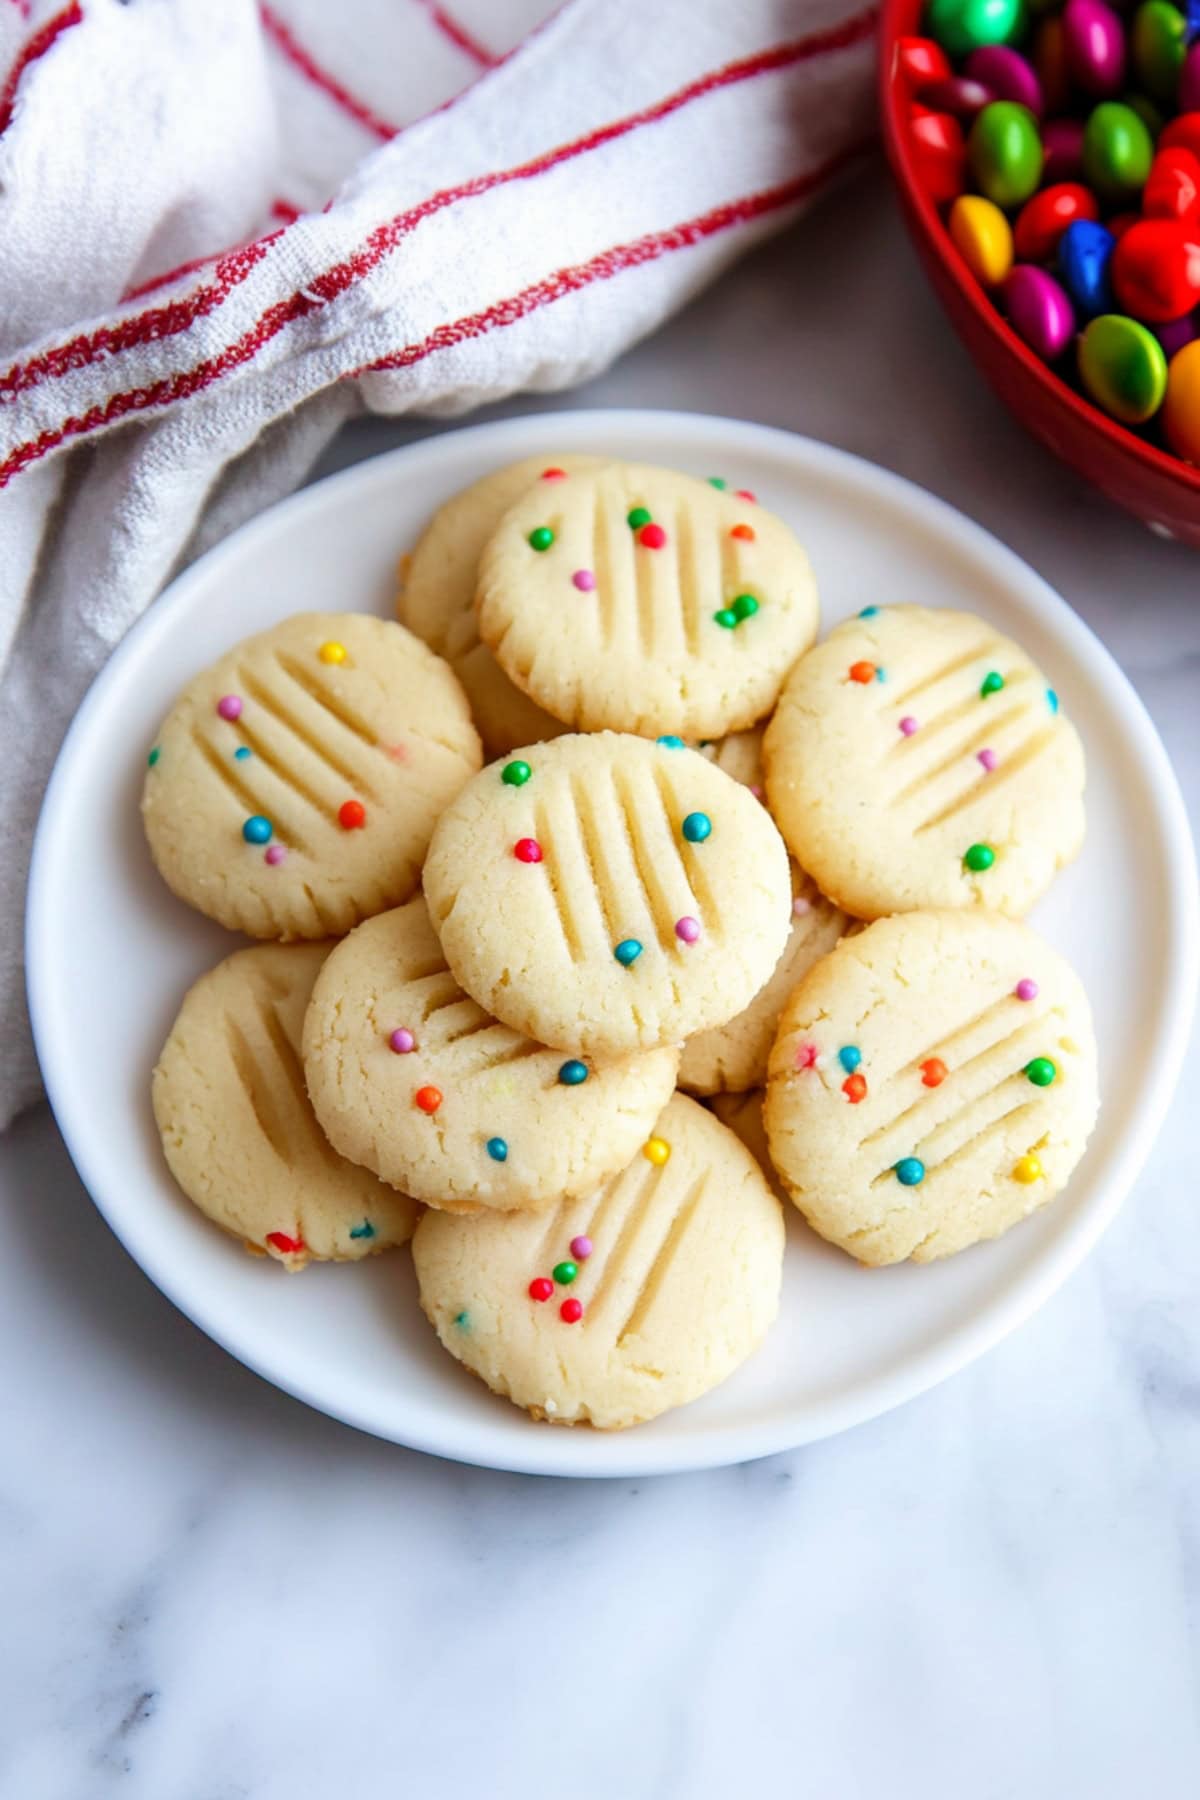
left=639, top=522, right=668, bottom=549
left=266, top=1231, right=304, bottom=1254
left=730, top=523, right=756, bottom=541
left=513, top=837, right=543, bottom=863
left=529, top=1277, right=554, bottom=1301
left=735, top=488, right=757, bottom=502
left=338, top=799, right=367, bottom=830
left=921, top=1058, right=948, bottom=1088
left=415, top=1086, right=443, bottom=1114
left=541, top=467, right=567, bottom=480
left=843, top=1073, right=868, bottom=1103
left=849, top=661, right=876, bottom=684
left=796, top=1041, right=820, bottom=1070
left=560, top=1298, right=583, bottom=1323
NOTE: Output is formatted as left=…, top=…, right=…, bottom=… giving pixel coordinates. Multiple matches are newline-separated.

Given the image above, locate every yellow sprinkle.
left=318, top=640, right=347, bottom=665
left=643, top=1137, right=671, bottom=1166
left=1013, top=1154, right=1043, bottom=1184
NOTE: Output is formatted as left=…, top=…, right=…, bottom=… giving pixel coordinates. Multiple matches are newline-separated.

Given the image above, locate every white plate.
left=28, top=411, right=1199, bottom=1478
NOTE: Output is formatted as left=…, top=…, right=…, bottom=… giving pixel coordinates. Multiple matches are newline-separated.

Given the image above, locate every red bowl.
left=879, top=0, right=1200, bottom=545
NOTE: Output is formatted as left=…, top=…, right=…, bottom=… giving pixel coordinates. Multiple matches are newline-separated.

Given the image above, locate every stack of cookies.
left=144, top=454, right=1098, bottom=1432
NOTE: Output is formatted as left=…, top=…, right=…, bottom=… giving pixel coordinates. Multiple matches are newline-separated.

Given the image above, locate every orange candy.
left=1164, top=339, right=1200, bottom=462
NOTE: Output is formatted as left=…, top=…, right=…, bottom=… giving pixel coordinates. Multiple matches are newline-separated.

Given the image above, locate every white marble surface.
left=3, top=166, right=1198, bottom=1798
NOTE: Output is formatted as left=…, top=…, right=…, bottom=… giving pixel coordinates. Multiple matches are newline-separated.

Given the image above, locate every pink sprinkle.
left=389, top=1027, right=416, bottom=1054
left=217, top=695, right=243, bottom=721
left=1015, top=979, right=1039, bottom=1002
left=264, top=845, right=286, bottom=866
left=570, top=1235, right=593, bottom=1260
left=749, top=784, right=764, bottom=799
left=572, top=569, right=596, bottom=592
left=639, top=522, right=668, bottom=550
left=735, top=488, right=757, bottom=502
left=675, top=915, right=701, bottom=943
left=792, top=896, right=811, bottom=917
left=382, top=742, right=408, bottom=762
left=977, top=748, right=998, bottom=772
left=899, top=716, right=919, bottom=736
left=795, top=1041, right=820, bottom=1070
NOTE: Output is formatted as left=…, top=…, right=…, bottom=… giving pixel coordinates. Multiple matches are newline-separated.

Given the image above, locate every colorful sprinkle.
left=977, top=748, right=998, bottom=772
left=714, top=608, right=738, bottom=628
left=389, top=1028, right=416, bottom=1054
left=242, top=815, right=272, bottom=845
left=502, top=759, right=532, bottom=786
left=318, top=641, right=346, bottom=665
left=843, top=1073, right=868, bottom=1103
left=541, top=467, right=567, bottom=480
left=792, top=896, right=812, bottom=917
left=682, top=812, right=711, bottom=843
left=859, top=605, right=879, bottom=617
left=708, top=476, right=727, bottom=489
left=1046, top=688, right=1059, bottom=713
left=639, top=522, right=668, bottom=549
left=675, top=915, right=701, bottom=943
left=349, top=1220, right=376, bottom=1240
left=528, top=527, right=554, bottom=551
left=264, top=844, right=287, bottom=866
left=486, top=1137, right=508, bottom=1162
left=529, top=1277, right=554, bottom=1301
left=732, top=593, right=759, bottom=621
left=899, top=716, right=919, bottom=736
left=838, top=1045, right=861, bottom=1073
left=657, top=735, right=685, bottom=748
left=558, top=1059, right=588, bottom=1085
left=730, top=523, right=756, bottom=541
left=454, top=1311, right=470, bottom=1328
left=614, top=938, right=643, bottom=966
left=627, top=506, right=652, bottom=529
left=1015, top=979, right=1039, bottom=1002
left=570, top=1236, right=593, bottom=1260
left=514, top=837, right=543, bottom=864
left=415, top=1085, right=442, bottom=1114
left=217, top=694, right=243, bottom=721
left=849, top=661, right=876, bottom=684
left=339, top=799, right=366, bottom=830
left=643, top=1136, right=671, bottom=1166
left=234, top=746, right=252, bottom=761
left=147, top=747, right=160, bottom=767
left=382, top=743, right=408, bottom=762
left=735, top=488, right=757, bottom=502
left=980, top=670, right=1005, bottom=697
left=266, top=1231, right=303, bottom=1254
left=553, top=1260, right=578, bottom=1285
left=963, top=843, right=995, bottom=872
left=795, top=1042, right=820, bottom=1070
left=1013, top=1154, right=1043, bottom=1183
left=921, top=1057, right=948, bottom=1088
left=572, top=569, right=596, bottom=591
left=1024, top=1057, right=1057, bottom=1087
left=560, top=1298, right=583, bottom=1323
left=894, top=1157, right=926, bottom=1187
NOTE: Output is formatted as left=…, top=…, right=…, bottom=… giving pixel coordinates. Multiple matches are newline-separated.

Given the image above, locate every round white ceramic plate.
left=28, top=410, right=1198, bottom=1478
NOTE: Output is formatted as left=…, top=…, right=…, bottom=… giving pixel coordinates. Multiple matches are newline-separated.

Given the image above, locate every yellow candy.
left=643, top=1136, right=671, bottom=1166
left=948, top=194, right=1014, bottom=289
left=1163, top=339, right=1200, bottom=464
left=318, top=640, right=347, bottom=665
left=1013, top=1154, right=1043, bottom=1184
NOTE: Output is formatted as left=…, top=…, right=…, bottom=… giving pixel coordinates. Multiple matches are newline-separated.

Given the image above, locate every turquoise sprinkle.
left=614, top=938, right=643, bottom=967
left=858, top=605, right=879, bottom=618
left=234, top=746, right=252, bottom=761
left=657, top=735, right=686, bottom=749
left=875, top=667, right=887, bottom=682
left=349, top=1220, right=376, bottom=1240
left=558, top=1060, right=588, bottom=1085
left=1046, top=688, right=1059, bottom=713
left=242, top=815, right=272, bottom=845
left=895, top=1157, right=926, bottom=1187
left=486, top=1137, right=508, bottom=1162
left=838, top=1045, right=862, bottom=1074
left=682, top=812, right=712, bottom=843
left=454, top=1311, right=470, bottom=1329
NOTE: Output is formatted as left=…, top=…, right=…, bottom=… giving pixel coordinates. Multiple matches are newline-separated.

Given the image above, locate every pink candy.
left=964, top=45, right=1043, bottom=117
left=1061, top=0, right=1126, bottom=99
left=1003, top=265, right=1075, bottom=359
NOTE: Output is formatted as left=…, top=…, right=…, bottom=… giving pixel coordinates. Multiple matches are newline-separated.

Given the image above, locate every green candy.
left=1082, top=101, right=1154, bottom=203
left=926, top=0, right=1026, bottom=57
left=1131, top=1, right=1186, bottom=108
left=1078, top=315, right=1167, bottom=424
left=968, top=101, right=1043, bottom=208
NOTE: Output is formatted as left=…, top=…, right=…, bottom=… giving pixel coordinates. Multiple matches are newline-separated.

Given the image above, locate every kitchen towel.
left=0, top=0, right=877, bottom=1124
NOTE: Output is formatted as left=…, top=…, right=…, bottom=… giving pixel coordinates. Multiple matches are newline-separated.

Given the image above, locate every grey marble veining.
left=2, top=167, right=1198, bottom=1798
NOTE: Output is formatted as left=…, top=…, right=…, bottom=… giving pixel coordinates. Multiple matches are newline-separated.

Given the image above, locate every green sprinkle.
left=553, top=1261, right=578, bottom=1286
left=963, top=842, right=996, bottom=873
left=349, top=1220, right=376, bottom=1240
left=454, top=1310, right=470, bottom=1329
left=501, top=759, right=532, bottom=786
left=147, top=747, right=160, bottom=767
left=1024, top=1057, right=1057, bottom=1088
left=708, top=477, right=727, bottom=489
left=627, top=506, right=652, bottom=529
left=980, top=671, right=1005, bottom=697
left=528, top=527, right=554, bottom=552
left=732, top=593, right=759, bottom=621
left=714, top=608, right=738, bottom=629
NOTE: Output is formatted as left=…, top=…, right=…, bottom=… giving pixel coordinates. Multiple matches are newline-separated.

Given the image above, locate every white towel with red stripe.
left=0, top=0, right=877, bottom=1124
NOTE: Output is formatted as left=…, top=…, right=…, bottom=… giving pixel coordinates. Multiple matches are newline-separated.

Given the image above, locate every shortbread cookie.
left=699, top=727, right=768, bottom=793
left=423, top=731, right=793, bottom=1058
left=764, top=910, right=1099, bottom=1265
left=303, top=898, right=678, bottom=1212
left=708, top=1089, right=784, bottom=1200
left=142, top=612, right=481, bottom=939
left=412, top=1093, right=785, bottom=1429
left=153, top=943, right=418, bottom=1270
left=477, top=462, right=819, bottom=737
left=398, top=454, right=601, bottom=755
left=764, top=605, right=1085, bottom=919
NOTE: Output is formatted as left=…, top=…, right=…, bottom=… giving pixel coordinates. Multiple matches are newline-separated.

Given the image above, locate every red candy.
left=1159, top=113, right=1200, bottom=161
left=529, top=1277, right=554, bottom=1301
left=896, top=35, right=951, bottom=90
left=917, top=75, right=994, bottom=121
left=1014, top=182, right=1099, bottom=261
left=1111, top=219, right=1200, bottom=321
left=338, top=799, right=366, bottom=830
left=1142, top=147, right=1200, bottom=222
left=910, top=110, right=967, bottom=202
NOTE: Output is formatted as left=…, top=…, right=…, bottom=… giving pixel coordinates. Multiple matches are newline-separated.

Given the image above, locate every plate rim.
left=26, top=407, right=1200, bottom=1478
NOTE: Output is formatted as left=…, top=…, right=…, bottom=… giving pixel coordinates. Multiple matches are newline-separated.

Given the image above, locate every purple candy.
left=1061, top=0, right=1126, bottom=97
left=1042, top=117, right=1086, bottom=184
left=964, top=46, right=1044, bottom=117
left=1154, top=314, right=1199, bottom=357
left=917, top=75, right=994, bottom=121
left=1181, top=44, right=1200, bottom=114
left=1003, top=265, right=1076, bottom=360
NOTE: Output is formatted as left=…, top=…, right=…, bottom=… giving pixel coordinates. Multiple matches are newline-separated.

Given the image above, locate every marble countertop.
left=3, top=166, right=1198, bottom=1799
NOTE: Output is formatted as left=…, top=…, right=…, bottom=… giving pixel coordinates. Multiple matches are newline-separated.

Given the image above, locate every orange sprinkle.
left=730, top=523, right=756, bottom=542
left=843, top=1073, right=867, bottom=1103
left=921, top=1057, right=947, bottom=1088
left=849, top=661, right=876, bottom=684
left=339, top=799, right=367, bottom=830
left=415, top=1086, right=443, bottom=1114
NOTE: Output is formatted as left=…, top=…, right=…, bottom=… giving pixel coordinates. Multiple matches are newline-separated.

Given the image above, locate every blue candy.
left=1058, top=220, right=1116, bottom=319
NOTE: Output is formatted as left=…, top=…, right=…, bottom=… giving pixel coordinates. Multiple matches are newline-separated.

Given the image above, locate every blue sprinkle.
left=875, top=667, right=887, bottom=682
left=349, top=1220, right=376, bottom=1240
left=656, top=734, right=686, bottom=749
left=838, top=1045, right=862, bottom=1074
left=558, top=1059, right=588, bottom=1085
left=242, top=815, right=272, bottom=845
left=234, top=746, right=252, bottom=761
left=486, top=1136, right=508, bottom=1163
left=682, top=812, right=712, bottom=843
left=1046, top=688, right=1059, bottom=713
left=859, top=606, right=879, bottom=618
left=895, top=1157, right=926, bottom=1187
left=614, top=938, right=643, bottom=967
